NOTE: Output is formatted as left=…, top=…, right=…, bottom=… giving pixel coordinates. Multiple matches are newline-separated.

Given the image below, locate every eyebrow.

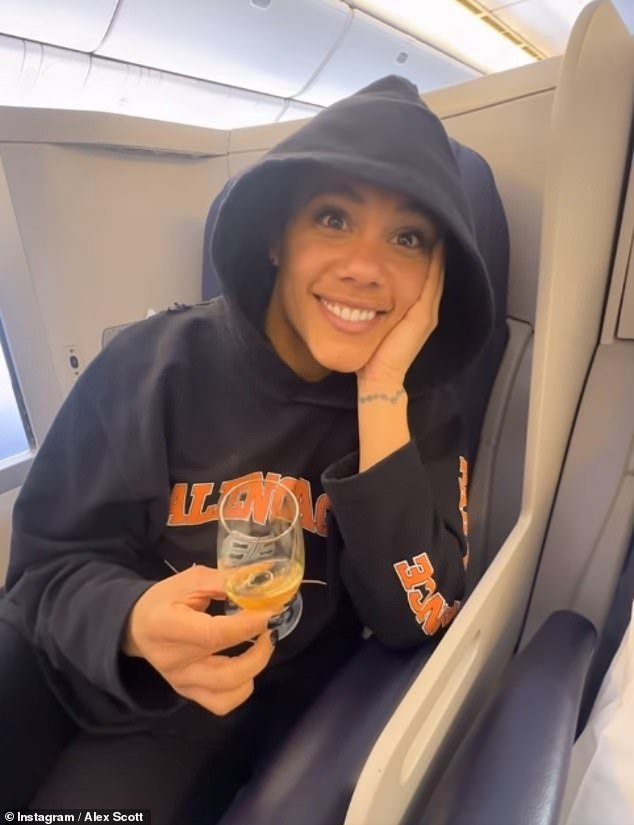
left=309, top=182, right=364, bottom=203
left=399, top=198, right=436, bottom=227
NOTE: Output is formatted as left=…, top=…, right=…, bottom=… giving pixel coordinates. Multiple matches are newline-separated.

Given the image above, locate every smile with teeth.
left=320, top=298, right=379, bottom=323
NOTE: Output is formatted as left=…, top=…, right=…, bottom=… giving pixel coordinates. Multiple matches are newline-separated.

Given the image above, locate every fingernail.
left=270, top=629, right=279, bottom=647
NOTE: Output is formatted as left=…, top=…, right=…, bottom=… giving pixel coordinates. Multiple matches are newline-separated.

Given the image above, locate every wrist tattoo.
left=359, top=388, right=406, bottom=405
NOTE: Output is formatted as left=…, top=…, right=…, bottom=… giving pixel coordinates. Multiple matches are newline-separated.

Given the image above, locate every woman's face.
left=265, top=175, right=440, bottom=381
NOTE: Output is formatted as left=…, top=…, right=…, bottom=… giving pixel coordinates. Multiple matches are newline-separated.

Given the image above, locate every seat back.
left=215, top=7, right=631, bottom=816
left=520, top=139, right=634, bottom=687
left=447, top=141, right=525, bottom=591
left=345, top=3, right=634, bottom=822
left=450, top=140, right=510, bottom=461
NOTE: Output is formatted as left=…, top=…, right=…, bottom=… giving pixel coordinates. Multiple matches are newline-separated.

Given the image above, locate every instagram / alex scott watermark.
left=3, top=811, right=150, bottom=823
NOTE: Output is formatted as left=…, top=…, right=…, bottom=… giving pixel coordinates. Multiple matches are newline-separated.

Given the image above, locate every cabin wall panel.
left=0, top=144, right=229, bottom=397
left=440, top=90, right=554, bottom=324
left=0, top=487, right=18, bottom=583
left=619, top=243, right=634, bottom=337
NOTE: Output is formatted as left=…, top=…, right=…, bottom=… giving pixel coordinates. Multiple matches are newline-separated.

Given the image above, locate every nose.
left=336, top=236, right=385, bottom=288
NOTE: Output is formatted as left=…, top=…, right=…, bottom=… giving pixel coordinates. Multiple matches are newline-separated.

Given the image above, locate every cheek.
left=274, top=265, right=319, bottom=344
left=279, top=264, right=312, bottom=319
left=279, top=245, right=326, bottom=313
left=392, top=265, right=430, bottom=315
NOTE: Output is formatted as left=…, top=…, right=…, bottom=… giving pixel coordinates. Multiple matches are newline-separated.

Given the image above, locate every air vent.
left=455, top=0, right=546, bottom=60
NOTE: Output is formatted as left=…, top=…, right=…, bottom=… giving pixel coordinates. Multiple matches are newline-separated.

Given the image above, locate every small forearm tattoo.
left=358, top=388, right=406, bottom=405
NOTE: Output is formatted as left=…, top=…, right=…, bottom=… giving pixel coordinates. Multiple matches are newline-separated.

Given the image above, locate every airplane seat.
left=377, top=5, right=634, bottom=824
left=409, top=610, right=598, bottom=825
left=213, top=144, right=519, bottom=825
left=9, top=4, right=631, bottom=819
left=216, top=3, right=634, bottom=824
left=449, top=139, right=510, bottom=464
left=519, top=141, right=634, bottom=735
left=0, top=3, right=628, bottom=823
left=577, top=531, right=634, bottom=730
left=101, top=320, right=138, bottom=350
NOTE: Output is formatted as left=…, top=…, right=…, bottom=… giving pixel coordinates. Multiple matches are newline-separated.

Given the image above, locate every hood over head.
left=208, top=75, right=495, bottom=392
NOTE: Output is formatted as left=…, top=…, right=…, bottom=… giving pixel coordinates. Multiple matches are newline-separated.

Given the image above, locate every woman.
left=1, top=75, right=493, bottom=821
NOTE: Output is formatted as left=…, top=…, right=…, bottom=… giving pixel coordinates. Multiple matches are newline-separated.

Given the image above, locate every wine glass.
left=217, top=478, right=305, bottom=637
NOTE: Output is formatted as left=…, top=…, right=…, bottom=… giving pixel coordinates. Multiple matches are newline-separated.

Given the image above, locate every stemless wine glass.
left=217, top=478, right=305, bottom=637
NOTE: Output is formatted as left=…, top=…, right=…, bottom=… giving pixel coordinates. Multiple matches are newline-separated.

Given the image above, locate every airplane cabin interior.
left=0, top=1, right=633, bottom=823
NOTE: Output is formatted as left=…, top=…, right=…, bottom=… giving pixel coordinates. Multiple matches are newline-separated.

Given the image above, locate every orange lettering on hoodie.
left=282, top=476, right=317, bottom=534
left=314, top=493, right=331, bottom=537
left=167, top=482, right=216, bottom=526
left=393, top=552, right=458, bottom=636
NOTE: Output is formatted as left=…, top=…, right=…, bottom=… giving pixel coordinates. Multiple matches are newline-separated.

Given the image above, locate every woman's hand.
left=357, top=241, right=445, bottom=390
left=123, top=565, right=275, bottom=716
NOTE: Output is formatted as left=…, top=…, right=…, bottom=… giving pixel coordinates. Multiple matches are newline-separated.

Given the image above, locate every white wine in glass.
left=217, top=479, right=305, bottom=622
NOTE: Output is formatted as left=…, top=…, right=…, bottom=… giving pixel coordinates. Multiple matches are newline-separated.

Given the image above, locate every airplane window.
left=0, top=320, right=31, bottom=464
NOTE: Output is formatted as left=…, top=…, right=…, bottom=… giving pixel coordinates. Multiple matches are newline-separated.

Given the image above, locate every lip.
left=316, top=296, right=384, bottom=335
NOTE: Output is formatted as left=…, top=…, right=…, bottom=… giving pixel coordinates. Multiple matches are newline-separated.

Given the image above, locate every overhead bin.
left=96, top=0, right=349, bottom=100
left=83, top=60, right=287, bottom=128
left=0, top=0, right=118, bottom=52
left=299, top=9, right=478, bottom=107
left=0, top=41, right=90, bottom=108
left=0, top=34, right=27, bottom=88
left=0, top=34, right=288, bottom=129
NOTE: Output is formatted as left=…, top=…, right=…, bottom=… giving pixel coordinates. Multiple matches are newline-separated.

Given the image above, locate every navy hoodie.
left=2, top=76, right=494, bottom=731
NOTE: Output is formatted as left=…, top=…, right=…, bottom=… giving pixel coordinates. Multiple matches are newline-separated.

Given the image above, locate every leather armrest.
left=219, top=636, right=433, bottom=825
left=412, top=611, right=597, bottom=825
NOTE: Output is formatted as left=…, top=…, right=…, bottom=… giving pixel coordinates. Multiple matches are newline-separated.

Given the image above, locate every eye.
left=315, top=208, right=348, bottom=231
left=394, top=230, right=425, bottom=250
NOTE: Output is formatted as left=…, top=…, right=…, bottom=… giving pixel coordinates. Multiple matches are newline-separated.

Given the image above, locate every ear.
left=268, top=243, right=280, bottom=267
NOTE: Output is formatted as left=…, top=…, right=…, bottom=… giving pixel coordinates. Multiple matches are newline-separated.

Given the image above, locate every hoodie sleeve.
left=3, top=324, right=183, bottom=730
left=322, top=390, right=469, bottom=649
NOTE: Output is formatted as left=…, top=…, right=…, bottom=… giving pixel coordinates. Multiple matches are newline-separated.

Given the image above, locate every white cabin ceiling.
left=96, top=0, right=349, bottom=99
left=0, top=0, right=118, bottom=51
left=0, top=0, right=631, bottom=129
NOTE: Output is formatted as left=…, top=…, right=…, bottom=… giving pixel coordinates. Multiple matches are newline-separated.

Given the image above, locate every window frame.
left=0, top=317, right=35, bottom=489
left=0, top=156, right=63, bottom=494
